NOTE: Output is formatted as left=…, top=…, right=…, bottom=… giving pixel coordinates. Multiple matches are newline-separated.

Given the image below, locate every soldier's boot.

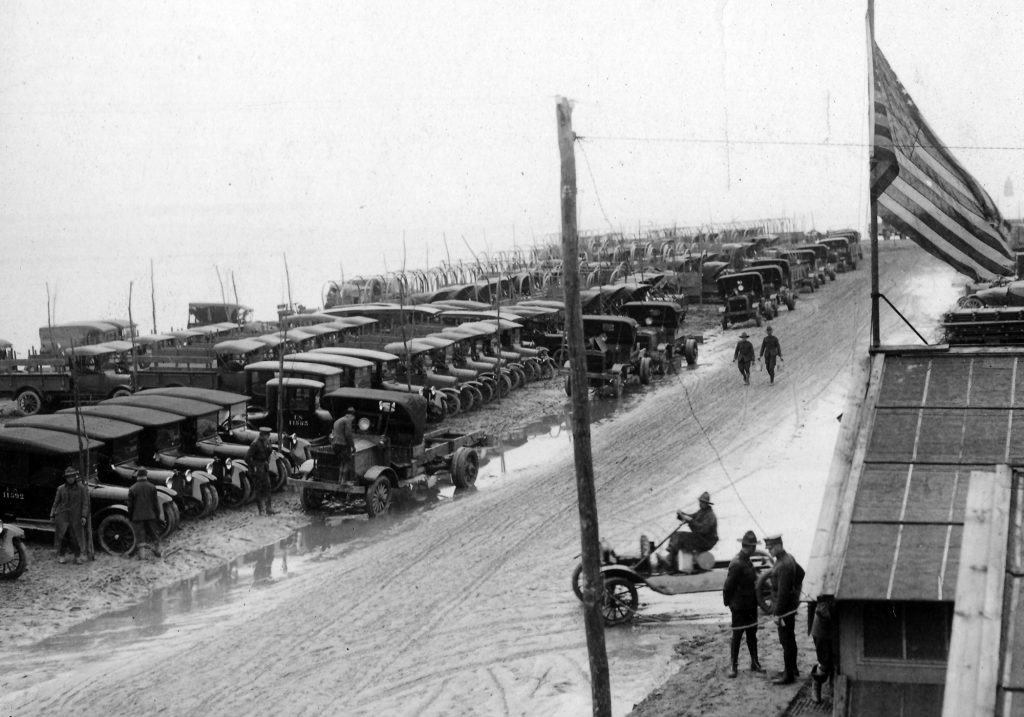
left=749, top=641, right=764, bottom=672
left=728, top=633, right=741, bottom=678
left=265, top=498, right=276, bottom=516
left=811, top=665, right=827, bottom=703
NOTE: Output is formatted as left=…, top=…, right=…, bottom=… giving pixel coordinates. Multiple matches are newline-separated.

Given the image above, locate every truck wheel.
left=443, top=394, right=461, bottom=418
left=451, top=447, right=480, bottom=488
left=458, top=386, right=477, bottom=413
left=522, top=361, right=540, bottom=382
left=159, top=502, right=180, bottom=538
left=15, top=388, right=43, bottom=416
left=364, top=476, right=392, bottom=518
left=564, top=375, right=572, bottom=397
left=97, top=514, right=136, bottom=556
left=601, top=575, right=638, bottom=625
left=755, top=571, right=775, bottom=614
left=202, top=483, right=220, bottom=514
left=684, top=339, right=699, bottom=367
left=509, top=366, right=526, bottom=389
left=476, top=380, right=494, bottom=403
left=497, top=373, right=512, bottom=399
left=300, top=485, right=330, bottom=511
left=273, top=458, right=291, bottom=492
left=219, top=474, right=251, bottom=510
left=0, top=538, right=27, bottom=580
left=571, top=562, right=584, bottom=601
left=638, top=357, right=651, bottom=385
left=110, top=387, right=133, bottom=398
left=539, top=358, right=556, bottom=380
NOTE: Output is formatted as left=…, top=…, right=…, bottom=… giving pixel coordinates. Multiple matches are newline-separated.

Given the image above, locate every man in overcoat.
left=758, top=325, right=783, bottom=384
left=722, top=530, right=764, bottom=677
left=127, top=467, right=162, bottom=558
left=50, top=466, right=90, bottom=564
left=246, top=426, right=275, bottom=515
left=733, top=332, right=755, bottom=385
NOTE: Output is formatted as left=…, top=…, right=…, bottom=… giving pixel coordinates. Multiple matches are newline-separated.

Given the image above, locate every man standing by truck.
left=331, top=406, right=357, bottom=482
left=246, top=427, right=275, bottom=516
left=50, top=466, right=90, bottom=564
left=127, top=468, right=162, bottom=559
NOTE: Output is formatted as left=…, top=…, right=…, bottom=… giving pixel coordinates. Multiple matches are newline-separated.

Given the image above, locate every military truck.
left=289, top=388, right=487, bottom=518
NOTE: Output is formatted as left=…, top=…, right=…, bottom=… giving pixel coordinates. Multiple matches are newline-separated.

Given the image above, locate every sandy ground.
left=0, top=242, right=954, bottom=716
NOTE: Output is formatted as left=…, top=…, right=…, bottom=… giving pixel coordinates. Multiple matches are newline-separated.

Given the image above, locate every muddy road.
left=1, top=242, right=961, bottom=716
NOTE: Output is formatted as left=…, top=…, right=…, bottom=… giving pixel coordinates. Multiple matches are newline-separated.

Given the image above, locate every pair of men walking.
left=733, top=325, right=783, bottom=385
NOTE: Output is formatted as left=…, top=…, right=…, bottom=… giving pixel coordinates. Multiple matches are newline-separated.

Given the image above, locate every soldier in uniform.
left=665, top=491, right=718, bottom=573
left=246, top=426, right=275, bottom=515
left=758, top=325, right=783, bottom=384
left=765, top=533, right=805, bottom=685
left=331, top=406, right=357, bottom=482
left=733, top=332, right=755, bottom=385
left=50, top=466, right=90, bottom=564
left=722, top=530, right=764, bottom=677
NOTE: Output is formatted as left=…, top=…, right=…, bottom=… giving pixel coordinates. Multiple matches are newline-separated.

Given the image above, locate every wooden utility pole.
left=557, top=95, right=611, bottom=716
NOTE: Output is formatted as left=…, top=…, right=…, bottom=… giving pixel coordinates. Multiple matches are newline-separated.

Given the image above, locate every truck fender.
left=599, top=564, right=643, bottom=585
left=361, top=465, right=396, bottom=487
left=92, top=504, right=131, bottom=527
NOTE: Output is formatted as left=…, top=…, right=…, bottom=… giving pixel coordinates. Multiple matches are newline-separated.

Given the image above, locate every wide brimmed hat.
left=738, top=530, right=759, bottom=547
left=739, top=332, right=750, bottom=339
left=698, top=491, right=713, bottom=505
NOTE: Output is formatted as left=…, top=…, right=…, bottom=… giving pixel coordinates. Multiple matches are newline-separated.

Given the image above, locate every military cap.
left=259, top=426, right=272, bottom=435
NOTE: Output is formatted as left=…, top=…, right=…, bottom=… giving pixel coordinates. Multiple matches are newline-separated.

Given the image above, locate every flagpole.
left=867, top=0, right=880, bottom=349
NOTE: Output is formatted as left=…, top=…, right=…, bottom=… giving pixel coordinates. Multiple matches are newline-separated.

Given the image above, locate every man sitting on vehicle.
left=664, top=491, right=718, bottom=573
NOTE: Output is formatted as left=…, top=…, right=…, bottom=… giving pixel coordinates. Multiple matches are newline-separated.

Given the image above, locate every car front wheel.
left=97, top=514, right=136, bottom=556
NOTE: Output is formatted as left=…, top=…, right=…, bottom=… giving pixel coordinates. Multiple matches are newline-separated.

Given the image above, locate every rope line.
left=681, top=379, right=766, bottom=535
left=576, top=139, right=616, bottom=233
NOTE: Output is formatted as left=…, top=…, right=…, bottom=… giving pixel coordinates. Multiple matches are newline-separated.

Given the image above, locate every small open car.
left=571, top=530, right=774, bottom=625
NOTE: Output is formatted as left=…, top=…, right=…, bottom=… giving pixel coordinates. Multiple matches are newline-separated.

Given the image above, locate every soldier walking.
left=246, top=426, right=275, bottom=515
left=759, top=325, right=783, bottom=384
left=733, top=332, right=755, bottom=385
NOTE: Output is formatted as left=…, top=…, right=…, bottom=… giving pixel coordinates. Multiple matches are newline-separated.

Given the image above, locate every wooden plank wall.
left=942, top=465, right=1012, bottom=717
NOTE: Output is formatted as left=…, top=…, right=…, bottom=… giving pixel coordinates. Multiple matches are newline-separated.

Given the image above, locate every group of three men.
left=667, top=492, right=807, bottom=687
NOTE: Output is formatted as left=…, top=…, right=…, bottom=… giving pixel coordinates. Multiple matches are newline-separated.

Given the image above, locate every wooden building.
left=806, top=346, right=1024, bottom=716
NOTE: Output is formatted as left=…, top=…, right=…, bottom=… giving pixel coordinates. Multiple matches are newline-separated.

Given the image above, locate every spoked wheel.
left=300, top=485, right=331, bottom=511
left=458, top=386, right=477, bottom=413
left=15, top=388, right=44, bottom=416
left=638, top=357, right=652, bottom=385
left=958, top=295, right=984, bottom=309
left=507, top=367, right=525, bottom=390
left=601, top=575, right=638, bottom=625
left=476, top=380, right=494, bottom=403
left=218, top=474, right=251, bottom=510
left=539, top=358, right=556, bottom=380
left=496, top=373, right=512, bottom=399
left=443, top=394, right=461, bottom=418
left=364, top=476, right=393, bottom=518
left=97, top=514, right=136, bottom=556
left=467, top=385, right=485, bottom=411
left=451, top=447, right=479, bottom=488
left=571, top=562, right=584, bottom=601
left=522, top=360, right=540, bottom=382
left=0, top=538, right=28, bottom=580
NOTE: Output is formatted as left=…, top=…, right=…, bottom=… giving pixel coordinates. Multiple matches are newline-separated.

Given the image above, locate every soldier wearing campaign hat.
left=664, top=491, right=718, bottom=573
left=734, top=332, right=755, bottom=385
left=764, top=533, right=805, bottom=685
left=50, top=466, right=90, bottom=564
left=723, top=530, right=764, bottom=677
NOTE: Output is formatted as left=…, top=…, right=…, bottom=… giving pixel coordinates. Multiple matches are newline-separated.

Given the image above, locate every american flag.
left=871, top=41, right=1014, bottom=282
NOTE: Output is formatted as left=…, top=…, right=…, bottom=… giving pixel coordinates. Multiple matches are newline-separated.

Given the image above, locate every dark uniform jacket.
left=759, top=335, right=782, bottom=359
left=688, top=506, right=718, bottom=546
left=723, top=550, right=757, bottom=611
left=246, top=437, right=272, bottom=467
left=734, top=340, right=755, bottom=362
left=127, top=479, right=161, bottom=522
left=331, top=415, right=355, bottom=452
left=770, top=550, right=805, bottom=616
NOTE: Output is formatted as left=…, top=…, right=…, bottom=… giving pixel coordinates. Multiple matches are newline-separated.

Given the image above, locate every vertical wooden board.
left=838, top=523, right=900, bottom=599
left=891, top=524, right=949, bottom=600
left=996, top=688, right=1024, bottom=717
left=926, top=357, right=974, bottom=408
left=916, top=408, right=967, bottom=463
left=962, top=410, right=1013, bottom=464
left=867, top=408, right=921, bottom=462
left=1007, top=413, right=1024, bottom=466
left=852, top=464, right=910, bottom=522
left=877, top=357, right=930, bottom=407
left=1008, top=475, right=1024, bottom=576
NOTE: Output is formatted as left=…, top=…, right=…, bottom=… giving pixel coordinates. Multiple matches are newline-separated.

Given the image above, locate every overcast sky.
left=2, top=0, right=1022, bottom=280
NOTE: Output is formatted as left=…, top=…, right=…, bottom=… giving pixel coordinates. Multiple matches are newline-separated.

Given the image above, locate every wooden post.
left=557, top=95, right=611, bottom=717
left=128, top=281, right=138, bottom=391
left=868, top=0, right=880, bottom=349
left=149, top=259, right=157, bottom=334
